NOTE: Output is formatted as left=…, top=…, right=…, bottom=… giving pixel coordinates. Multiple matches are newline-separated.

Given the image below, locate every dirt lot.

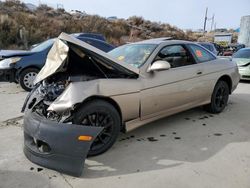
left=0, top=82, right=250, bottom=188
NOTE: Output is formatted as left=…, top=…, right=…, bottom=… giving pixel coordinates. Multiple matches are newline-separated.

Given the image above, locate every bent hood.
left=0, top=50, right=34, bottom=59
left=34, top=33, right=139, bottom=84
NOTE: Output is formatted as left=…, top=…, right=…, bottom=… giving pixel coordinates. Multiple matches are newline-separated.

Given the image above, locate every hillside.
left=0, top=0, right=198, bottom=49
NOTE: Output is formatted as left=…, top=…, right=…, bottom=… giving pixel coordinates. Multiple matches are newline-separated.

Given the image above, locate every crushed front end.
left=22, top=78, right=103, bottom=176
left=23, top=110, right=103, bottom=176
left=22, top=33, right=138, bottom=176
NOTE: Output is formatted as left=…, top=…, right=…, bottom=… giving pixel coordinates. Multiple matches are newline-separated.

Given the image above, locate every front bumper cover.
left=23, top=112, right=103, bottom=176
left=0, top=68, right=16, bottom=82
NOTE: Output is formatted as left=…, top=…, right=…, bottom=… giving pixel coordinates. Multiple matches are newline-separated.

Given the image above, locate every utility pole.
left=210, top=14, right=215, bottom=31
left=203, top=7, right=208, bottom=33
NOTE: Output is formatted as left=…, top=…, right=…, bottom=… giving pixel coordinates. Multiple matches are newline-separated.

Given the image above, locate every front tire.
left=19, top=68, right=39, bottom=92
left=204, top=80, right=229, bottom=114
left=73, top=100, right=121, bottom=156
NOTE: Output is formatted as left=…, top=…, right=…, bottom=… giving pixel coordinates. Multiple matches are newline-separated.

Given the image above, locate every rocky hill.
left=0, top=0, right=198, bottom=49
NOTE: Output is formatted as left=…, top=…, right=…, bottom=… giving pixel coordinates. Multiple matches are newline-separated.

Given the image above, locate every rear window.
left=189, top=44, right=216, bottom=63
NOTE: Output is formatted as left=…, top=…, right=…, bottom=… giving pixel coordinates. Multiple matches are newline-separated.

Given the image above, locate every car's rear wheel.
left=204, top=80, right=229, bottom=113
left=73, top=100, right=121, bottom=156
left=19, top=68, right=39, bottom=92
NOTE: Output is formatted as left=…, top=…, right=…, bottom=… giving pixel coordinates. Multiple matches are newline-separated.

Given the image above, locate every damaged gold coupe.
left=22, top=33, right=240, bottom=176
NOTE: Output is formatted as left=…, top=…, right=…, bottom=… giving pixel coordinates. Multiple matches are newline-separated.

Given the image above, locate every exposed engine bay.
left=27, top=72, right=101, bottom=122
left=23, top=37, right=138, bottom=123
left=22, top=54, right=138, bottom=123
left=25, top=62, right=137, bottom=122
left=31, top=77, right=70, bottom=122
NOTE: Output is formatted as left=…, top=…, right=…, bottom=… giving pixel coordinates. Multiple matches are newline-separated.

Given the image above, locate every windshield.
left=31, top=39, right=55, bottom=52
left=108, top=44, right=157, bottom=68
left=233, top=49, right=250, bottom=59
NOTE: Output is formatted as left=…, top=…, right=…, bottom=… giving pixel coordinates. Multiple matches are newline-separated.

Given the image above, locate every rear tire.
left=19, top=68, right=39, bottom=92
left=204, top=80, right=229, bottom=114
left=73, top=100, right=121, bottom=156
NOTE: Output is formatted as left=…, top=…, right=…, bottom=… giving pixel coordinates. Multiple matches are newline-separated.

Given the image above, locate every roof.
left=197, top=42, right=212, bottom=44
left=197, top=42, right=214, bottom=46
left=133, top=37, right=194, bottom=45
left=240, top=47, right=250, bottom=50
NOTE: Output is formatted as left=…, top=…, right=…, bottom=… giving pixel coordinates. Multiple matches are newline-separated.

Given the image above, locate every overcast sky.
left=23, top=0, right=250, bottom=30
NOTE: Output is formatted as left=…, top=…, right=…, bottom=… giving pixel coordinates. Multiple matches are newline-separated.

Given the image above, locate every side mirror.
left=147, top=60, right=171, bottom=72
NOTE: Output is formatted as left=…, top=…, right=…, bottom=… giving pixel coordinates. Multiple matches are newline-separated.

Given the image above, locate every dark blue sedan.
left=0, top=34, right=114, bottom=91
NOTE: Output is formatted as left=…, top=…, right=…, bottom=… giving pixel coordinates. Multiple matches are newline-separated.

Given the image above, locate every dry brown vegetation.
left=0, top=0, right=201, bottom=49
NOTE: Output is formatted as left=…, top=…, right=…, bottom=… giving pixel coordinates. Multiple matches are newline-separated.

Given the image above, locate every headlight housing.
left=0, top=57, right=21, bottom=69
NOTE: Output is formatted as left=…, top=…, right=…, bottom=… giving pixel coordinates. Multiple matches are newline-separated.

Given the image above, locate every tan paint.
left=41, top=33, right=240, bottom=131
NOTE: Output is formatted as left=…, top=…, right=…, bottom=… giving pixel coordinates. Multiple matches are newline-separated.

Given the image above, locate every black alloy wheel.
left=73, top=100, right=120, bottom=156
left=204, top=80, right=229, bottom=113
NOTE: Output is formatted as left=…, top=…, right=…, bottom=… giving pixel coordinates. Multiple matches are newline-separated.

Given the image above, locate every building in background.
left=214, top=33, right=232, bottom=47
left=238, top=15, right=250, bottom=47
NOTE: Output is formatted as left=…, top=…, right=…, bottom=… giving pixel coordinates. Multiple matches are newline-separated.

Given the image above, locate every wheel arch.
left=17, top=66, right=40, bottom=80
left=217, top=75, right=232, bottom=94
left=75, top=95, right=124, bottom=131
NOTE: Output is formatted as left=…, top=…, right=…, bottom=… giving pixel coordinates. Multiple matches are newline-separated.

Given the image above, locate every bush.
left=0, top=1, right=198, bottom=49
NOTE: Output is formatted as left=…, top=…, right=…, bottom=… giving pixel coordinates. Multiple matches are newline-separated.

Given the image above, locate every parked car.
left=22, top=33, right=240, bottom=176
left=230, top=43, right=245, bottom=52
left=218, top=44, right=246, bottom=57
left=0, top=33, right=114, bottom=91
left=197, top=42, right=219, bottom=55
left=213, top=42, right=223, bottom=53
left=232, top=48, right=250, bottom=80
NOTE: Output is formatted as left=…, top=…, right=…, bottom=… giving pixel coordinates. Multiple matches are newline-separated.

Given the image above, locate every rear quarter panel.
left=202, top=58, right=240, bottom=97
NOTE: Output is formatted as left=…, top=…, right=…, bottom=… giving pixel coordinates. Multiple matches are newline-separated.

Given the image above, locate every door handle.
left=197, top=71, right=203, bottom=75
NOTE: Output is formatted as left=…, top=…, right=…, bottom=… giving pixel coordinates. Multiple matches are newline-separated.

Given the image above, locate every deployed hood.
left=34, top=33, right=139, bottom=84
left=233, top=58, right=250, bottom=66
left=0, top=50, right=34, bottom=59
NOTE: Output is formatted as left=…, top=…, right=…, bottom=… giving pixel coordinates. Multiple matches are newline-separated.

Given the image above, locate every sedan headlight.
left=0, top=57, right=21, bottom=69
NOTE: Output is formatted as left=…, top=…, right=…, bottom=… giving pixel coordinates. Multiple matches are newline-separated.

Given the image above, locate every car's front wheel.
left=73, top=100, right=121, bottom=156
left=19, top=68, right=39, bottom=92
left=204, top=80, right=229, bottom=113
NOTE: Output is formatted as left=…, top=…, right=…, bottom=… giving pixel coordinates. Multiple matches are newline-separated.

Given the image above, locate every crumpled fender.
left=47, top=80, right=100, bottom=113
left=23, top=111, right=103, bottom=176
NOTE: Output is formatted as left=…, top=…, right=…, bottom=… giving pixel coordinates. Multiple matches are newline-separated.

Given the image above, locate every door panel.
left=140, top=44, right=211, bottom=120
left=140, top=63, right=208, bottom=120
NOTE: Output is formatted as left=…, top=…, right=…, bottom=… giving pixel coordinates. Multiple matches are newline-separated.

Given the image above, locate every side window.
left=189, top=44, right=216, bottom=63
left=155, top=45, right=195, bottom=68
